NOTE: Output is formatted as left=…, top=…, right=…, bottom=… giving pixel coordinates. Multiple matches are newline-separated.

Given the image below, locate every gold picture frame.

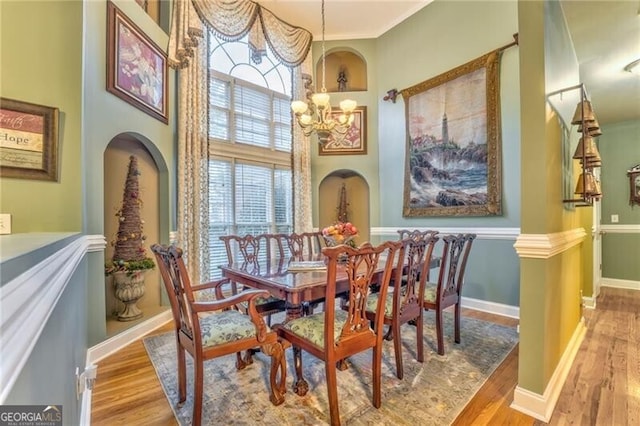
left=319, top=106, right=367, bottom=155
left=402, top=51, right=502, bottom=217
left=0, top=97, right=59, bottom=181
left=106, top=1, right=168, bottom=124
left=628, top=164, right=640, bottom=207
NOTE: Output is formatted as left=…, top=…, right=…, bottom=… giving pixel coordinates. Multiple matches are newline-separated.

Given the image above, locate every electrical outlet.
left=0, top=214, right=11, bottom=235
left=611, top=214, right=619, bottom=223
left=76, top=365, right=98, bottom=399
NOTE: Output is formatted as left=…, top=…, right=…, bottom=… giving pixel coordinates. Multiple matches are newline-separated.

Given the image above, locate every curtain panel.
left=169, top=0, right=315, bottom=280
left=175, top=38, right=210, bottom=286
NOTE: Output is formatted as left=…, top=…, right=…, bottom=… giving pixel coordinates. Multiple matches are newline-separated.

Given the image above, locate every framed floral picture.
left=319, top=106, right=367, bottom=155
left=106, top=1, right=168, bottom=124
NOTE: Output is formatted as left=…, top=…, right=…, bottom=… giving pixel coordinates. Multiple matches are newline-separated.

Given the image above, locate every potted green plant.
left=105, top=155, right=154, bottom=321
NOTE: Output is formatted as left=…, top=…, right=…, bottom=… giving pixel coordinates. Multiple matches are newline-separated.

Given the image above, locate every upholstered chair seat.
left=279, top=310, right=349, bottom=347
left=423, top=282, right=438, bottom=304
left=200, top=310, right=272, bottom=347
left=365, top=290, right=395, bottom=317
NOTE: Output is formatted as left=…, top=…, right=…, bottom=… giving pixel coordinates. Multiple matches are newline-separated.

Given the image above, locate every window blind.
left=206, top=38, right=293, bottom=281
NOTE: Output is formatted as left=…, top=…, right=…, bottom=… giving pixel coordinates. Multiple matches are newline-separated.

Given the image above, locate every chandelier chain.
left=289, top=0, right=356, bottom=146
left=321, top=0, right=326, bottom=91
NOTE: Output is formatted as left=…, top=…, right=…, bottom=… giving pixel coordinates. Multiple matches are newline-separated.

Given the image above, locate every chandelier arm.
left=289, top=0, right=357, bottom=146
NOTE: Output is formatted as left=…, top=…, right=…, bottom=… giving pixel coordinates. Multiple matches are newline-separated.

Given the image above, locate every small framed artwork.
left=106, top=1, right=168, bottom=124
left=319, top=106, right=367, bottom=155
left=627, top=164, right=640, bottom=207
left=134, top=0, right=148, bottom=12
left=0, top=97, right=59, bottom=181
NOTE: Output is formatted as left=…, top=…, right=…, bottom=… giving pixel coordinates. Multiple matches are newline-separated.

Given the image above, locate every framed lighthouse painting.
left=401, top=50, right=503, bottom=217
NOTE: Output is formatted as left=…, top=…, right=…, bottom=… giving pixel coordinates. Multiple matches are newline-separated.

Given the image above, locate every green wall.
left=0, top=0, right=83, bottom=232
left=377, top=0, right=521, bottom=307
left=376, top=0, right=520, bottom=229
left=311, top=38, right=380, bottom=229
left=83, top=0, right=176, bottom=345
left=600, top=120, right=640, bottom=281
left=517, top=0, right=585, bottom=394
left=1, top=0, right=177, bottom=347
left=315, top=0, right=522, bottom=307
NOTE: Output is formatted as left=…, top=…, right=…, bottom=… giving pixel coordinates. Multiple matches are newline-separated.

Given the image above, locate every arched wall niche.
left=318, top=169, right=370, bottom=244
left=316, top=48, right=367, bottom=93
left=103, top=132, right=170, bottom=337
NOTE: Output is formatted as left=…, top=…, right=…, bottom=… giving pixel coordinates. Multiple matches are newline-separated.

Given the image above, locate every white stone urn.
left=112, top=270, right=147, bottom=321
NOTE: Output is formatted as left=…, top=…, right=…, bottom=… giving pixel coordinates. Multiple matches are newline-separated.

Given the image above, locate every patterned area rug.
left=143, top=311, right=518, bottom=425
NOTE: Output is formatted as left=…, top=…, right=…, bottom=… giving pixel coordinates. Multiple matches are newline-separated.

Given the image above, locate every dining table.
left=220, top=253, right=440, bottom=396
left=219, top=254, right=441, bottom=323
left=220, top=256, right=374, bottom=322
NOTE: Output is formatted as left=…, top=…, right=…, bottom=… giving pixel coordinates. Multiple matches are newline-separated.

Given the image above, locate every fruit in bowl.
left=322, top=222, right=358, bottom=247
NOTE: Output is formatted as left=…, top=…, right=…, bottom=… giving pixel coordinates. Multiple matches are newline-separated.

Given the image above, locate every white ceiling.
left=561, top=0, right=640, bottom=125
left=258, top=0, right=433, bottom=40
left=260, top=0, right=640, bottom=126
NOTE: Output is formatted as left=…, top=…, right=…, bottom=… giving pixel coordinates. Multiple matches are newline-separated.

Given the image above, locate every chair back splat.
left=396, top=228, right=439, bottom=240
left=218, top=234, right=287, bottom=327
left=151, top=244, right=287, bottom=426
left=422, top=233, right=476, bottom=355
left=283, top=231, right=323, bottom=260
left=276, top=240, right=401, bottom=426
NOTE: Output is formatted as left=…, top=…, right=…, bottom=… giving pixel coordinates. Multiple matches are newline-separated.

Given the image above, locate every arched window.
left=206, top=32, right=293, bottom=278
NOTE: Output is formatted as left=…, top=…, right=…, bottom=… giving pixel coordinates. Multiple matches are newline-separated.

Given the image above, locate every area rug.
left=143, top=311, right=518, bottom=425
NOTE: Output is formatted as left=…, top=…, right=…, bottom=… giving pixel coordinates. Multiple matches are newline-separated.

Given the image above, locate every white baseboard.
left=461, top=296, right=520, bottom=319
left=601, top=278, right=640, bottom=290
left=87, top=310, right=172, bottom=364
left=80, top=386, right=92, bottom=426
left=511, top=318, right=587, bottom=421
left=582, top=296, right=596, bottom=309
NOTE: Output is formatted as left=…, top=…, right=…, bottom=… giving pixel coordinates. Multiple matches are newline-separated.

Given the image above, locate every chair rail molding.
left=371, top=227, right=520, bottom=240
left=513, top=228, right=586, bottom=259
left=0, top=234, right=106, bottom=403
left=600, top=224, right=640, bottom=233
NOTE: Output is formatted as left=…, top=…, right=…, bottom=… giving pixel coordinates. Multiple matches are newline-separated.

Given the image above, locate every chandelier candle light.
left=291, top=0, right=357, bottom=145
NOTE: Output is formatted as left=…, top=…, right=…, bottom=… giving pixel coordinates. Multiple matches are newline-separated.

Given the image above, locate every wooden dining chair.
left=283, top=231, right=324, bottom=260
left=397, top=228, right=439, bottom=240
left=282, top=231, right=327, bottom=315
left=275, top=241, right=401, bottom=426
left=422, top=233, right=476, bottom=355
left=219, top=234, right=287, bottom=320
left=151, top=244, right=287, bottom=426
left=364, top=231, right=439, bottom=379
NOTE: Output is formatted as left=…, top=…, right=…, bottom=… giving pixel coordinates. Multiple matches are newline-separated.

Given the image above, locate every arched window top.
left=209, top=32, right=291, bottom=96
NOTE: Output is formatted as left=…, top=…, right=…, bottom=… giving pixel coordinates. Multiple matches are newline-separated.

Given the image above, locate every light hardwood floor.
left=91, top=288, right=636, bottom=425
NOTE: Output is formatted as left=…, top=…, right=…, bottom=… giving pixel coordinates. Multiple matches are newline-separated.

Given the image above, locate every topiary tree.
left=105, top=155, right=154, bottom=276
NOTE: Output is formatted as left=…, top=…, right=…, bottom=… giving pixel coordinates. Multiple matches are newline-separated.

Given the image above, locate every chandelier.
left=290, top=0, right=357, bottom=145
